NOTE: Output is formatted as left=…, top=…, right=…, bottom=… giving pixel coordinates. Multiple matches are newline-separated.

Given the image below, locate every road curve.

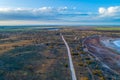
left=61, top=34, right=77, bottom=80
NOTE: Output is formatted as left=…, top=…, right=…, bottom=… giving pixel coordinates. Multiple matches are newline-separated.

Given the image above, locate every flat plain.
left=0, top=26, right=120, bottom=80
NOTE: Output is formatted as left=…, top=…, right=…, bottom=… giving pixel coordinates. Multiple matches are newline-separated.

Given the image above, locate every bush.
left=64, top=64, right=68, bottom=68
left=78, top=62, right=84, bottom=66
left=80, top=77, right=89, bottom=80
left=72, top=52, right=79, bottom=56
left=92, top=70, right=102, bottom=76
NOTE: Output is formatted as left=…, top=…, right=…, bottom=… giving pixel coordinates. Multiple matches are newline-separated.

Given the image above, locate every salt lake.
left=113, top=40, right=120, bottom=48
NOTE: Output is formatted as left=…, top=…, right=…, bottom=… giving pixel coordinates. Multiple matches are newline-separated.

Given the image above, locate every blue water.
left=101, top=39, right=120, bottom=53
left=0, top=25, right=60, bottom=31
left=113, top=40, right=120, bottom=48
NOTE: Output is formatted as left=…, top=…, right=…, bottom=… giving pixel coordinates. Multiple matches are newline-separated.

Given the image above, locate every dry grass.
left=0, top=36, right=19, bottom=41
left=35, top=59, right=55, bottom=74
left=0, top=40, right=33, bottom=54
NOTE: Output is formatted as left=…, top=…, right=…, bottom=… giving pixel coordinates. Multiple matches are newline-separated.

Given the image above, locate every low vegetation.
left=0, top=26, right=120, bottom=80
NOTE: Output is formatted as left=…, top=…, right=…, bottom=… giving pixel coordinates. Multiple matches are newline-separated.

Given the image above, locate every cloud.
left=0, top=6, right=119, bottom=25
left=98, top=6, right=120, bottom=17
left=57, top=6, right=68, bottom=12
left=0, top=7, right=56, bottom=20
left=99, top=7, right=106, bottom=14
left=0, top=7, right=90, bottom=21
left=97, top=6, right=120, bottom=23
left=0, top=7, right=69, bottom=15
left=0, top=7, right=54, bottom=15
left=36, top=7, right=53, bottom=12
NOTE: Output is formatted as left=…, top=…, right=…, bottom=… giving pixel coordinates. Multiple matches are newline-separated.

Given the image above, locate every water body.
left=101, top=38, right=120, bottom=53
left=0, top=25, right=60, bottom=31
left=113, top=40, right=120, bottom=48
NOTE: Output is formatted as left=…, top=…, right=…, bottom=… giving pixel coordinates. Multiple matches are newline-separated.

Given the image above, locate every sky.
left=0, top=0, right=120, bottom=25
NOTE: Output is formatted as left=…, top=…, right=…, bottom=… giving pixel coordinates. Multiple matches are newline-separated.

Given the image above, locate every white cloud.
left=0, top=6, right=119, bottom=25
left=0, top=8, right=12, bottom=12
left=58, top=6, right=68, bottom=11
left=33, top=7, right=53, bottom=13
left=99, top=7, right=106, bottom=14
left=98, top=6, right=120, bottom=17
left=0, top=7, right=53, bottom=13
left=0, top=7, right=87, bottom=21
left=0, top=7, right=71, bottom=16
